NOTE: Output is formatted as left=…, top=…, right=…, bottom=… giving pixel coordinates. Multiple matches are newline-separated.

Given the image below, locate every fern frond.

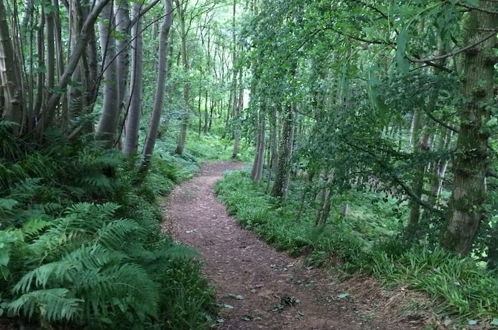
left=6, top=288, right=83, bottom=322
left=21, top=219, right=52, bottom=241
left=14, top=244, right=125, bottom=293
left=95, top=219, right=145, bottom=249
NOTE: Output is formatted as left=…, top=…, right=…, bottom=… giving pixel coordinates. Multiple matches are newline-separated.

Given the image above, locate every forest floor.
left=163, top=161, right=434, bottom=330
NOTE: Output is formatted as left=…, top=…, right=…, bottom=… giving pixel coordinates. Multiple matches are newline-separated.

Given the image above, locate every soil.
left=163, top=161, right=433, bottom=330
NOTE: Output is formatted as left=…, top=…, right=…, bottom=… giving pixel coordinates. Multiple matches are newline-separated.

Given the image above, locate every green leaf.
left=485, top=117, right=497, bottom=128
left=0, top=198, right=18, bottom=211
left=463, top=0, right=479, bottom=6
left=396, top=30, right=410, bottom=74
left=0, top=231, right=17, bottom=267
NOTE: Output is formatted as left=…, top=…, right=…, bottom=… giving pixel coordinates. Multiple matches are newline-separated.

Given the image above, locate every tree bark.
left=141, top=0, right=174, bottom=170
left=441, top=1, right=497, bottom=255
left=123, top=3, right=143, bottom=156
left=0, top=0, right=23, bottom=130
left=251, top=105, right=265, bottom=182
left=43, top=0, right=112, bottom=130
left=115, top=0, right=130, bottom=114
left=175, top=0, right=190, bottom=155
left=271, top=104, right=293, bottom=198
left=407, top=110, right=429, bottom=227
left=96, top=2, right=120, bottom=145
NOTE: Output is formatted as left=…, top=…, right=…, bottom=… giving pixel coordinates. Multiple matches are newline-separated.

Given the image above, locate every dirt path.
left=163, top=161, right=417, bottom=330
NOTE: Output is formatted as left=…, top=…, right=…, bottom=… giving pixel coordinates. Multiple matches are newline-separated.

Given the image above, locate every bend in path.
left=163, top=161, right=407, bottom=330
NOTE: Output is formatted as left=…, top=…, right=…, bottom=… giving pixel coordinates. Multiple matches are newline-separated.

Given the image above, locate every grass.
left=215, top=170, right=498, bottom=323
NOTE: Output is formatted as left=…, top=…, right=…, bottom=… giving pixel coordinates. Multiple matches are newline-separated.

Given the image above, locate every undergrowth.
left=0, top=128, right=216, bottom=329
left=215, top=171, right=498, bottom=323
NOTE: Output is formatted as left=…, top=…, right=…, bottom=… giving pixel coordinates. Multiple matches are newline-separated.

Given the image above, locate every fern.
left=7, top=288, right=83, bottom=322
left=0, top=134, right=216, bottom=328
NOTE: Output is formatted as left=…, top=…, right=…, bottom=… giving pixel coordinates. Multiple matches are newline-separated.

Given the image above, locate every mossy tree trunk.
left=441, top=1, right=497, bottom=255
left=271, top=104, right=294, bottom=199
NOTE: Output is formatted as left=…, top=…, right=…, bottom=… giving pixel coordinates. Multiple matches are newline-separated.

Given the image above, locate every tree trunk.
left=232, top=70, right=243, bottom=159
left=407, top=110, right=429, bottom=227
left=123, top=3, right=143, bottom=156
left=271, top=104, right=293, bottom=198
left=175, top=0, right=190, bottom=155
left=0, top=0, right=23, bottom=131
left=33, top=12, right=44, bottom=121
left=316, top=173, right=334, bottom=226
left=43, top=0, right=111, bottom=130
left=115, top=0, right=130, bottom=113
left=96, top=2, right=120, bottom=144
left=269, top=105, right=278, bottom=171
left=45, top=8, right=56, bottom=94
left=67, top=0, right=83, bottom=120
left=251, top=106, right=265, bottom=182
left=203, top=90, right=209, bottom=133
left=141, top=0, right=173, bottom=170
left=441, top=2, right=497, bottom=255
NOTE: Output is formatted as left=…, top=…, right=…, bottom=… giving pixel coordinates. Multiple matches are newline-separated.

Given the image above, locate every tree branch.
left=407, top=31, right=497, bottom=63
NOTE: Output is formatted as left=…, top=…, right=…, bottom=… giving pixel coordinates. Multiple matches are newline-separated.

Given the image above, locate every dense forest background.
left=0, top=0, right=497, bottom=328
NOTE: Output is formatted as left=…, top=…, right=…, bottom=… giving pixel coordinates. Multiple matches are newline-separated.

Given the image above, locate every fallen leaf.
left=337, top=293, right=350, bottom=299
left=241, top=315, right=253, bottom=321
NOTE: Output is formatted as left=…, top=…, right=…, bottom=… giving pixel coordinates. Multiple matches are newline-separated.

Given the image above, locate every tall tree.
left=441, top=2, right=498, bottom=255
left=123, top=2, right=144, bottom=156
left=142, top=0, right=174, bottom=170
left=96, top=2, right=120, bottom=144
left=0, top=0, right=23, bottom=130
left=174, top=0, right=191, bottom=155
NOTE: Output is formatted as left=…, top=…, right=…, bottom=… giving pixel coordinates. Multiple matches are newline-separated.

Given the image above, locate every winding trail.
left=163, top=161, right=414, bottom=330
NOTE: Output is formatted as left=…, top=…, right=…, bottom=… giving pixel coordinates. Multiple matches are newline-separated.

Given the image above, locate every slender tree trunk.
left=123, top=3, right=143, bottom=156
left=271, top=104, right=293, bottom=198
left=197, top=84, right=202, bottom=135
left=442, top=2, right=497, bottom=255
left=203, top=90, right=209, bottom=133
left=269, top=105, right=278, bottom=171
left=33, top=12, right=45, bottom=121
left=67, top=0, right=86, bottom=122
left=208, top=100, right=214, bottom=132
left=52, top=0, right=68, bottom=128
left=45, top=8, right=56, bottom=94
left=141, top=0, right=173, bottom=170
left=96, top=2, right=120, bottom=144
left=175, top=0, right=190, bottom=155
left=427, top=130, right=453, bottom=208
left=316, top=173, right=334, bottom=226
left=232, top=70, right=243, bottom=159
left=0, top=0, right=23, bottom=130
left=251, top=105, right=265, bottom=182
left=43, top=0, right=112, bottom=131
left=115, top=0, right=130, bottom=114
left=407, top=110, right=429, bottom=227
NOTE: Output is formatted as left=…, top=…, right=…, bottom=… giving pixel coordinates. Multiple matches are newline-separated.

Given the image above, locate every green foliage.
left=0, top=132, right=215, bottom=328
left=216, top=170, right=498, bottom=320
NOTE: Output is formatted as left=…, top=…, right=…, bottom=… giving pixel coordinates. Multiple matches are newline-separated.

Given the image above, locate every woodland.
left=0, top=0, right=497, bottom=328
